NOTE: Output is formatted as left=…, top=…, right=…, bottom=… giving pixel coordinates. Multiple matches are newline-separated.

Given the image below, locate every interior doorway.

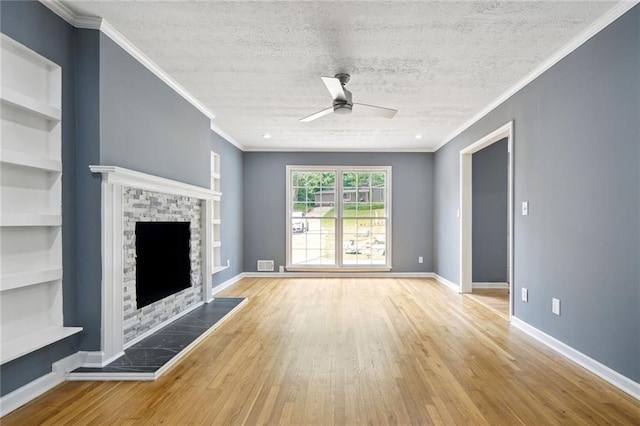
left=459, top=122, right=514, bottom=319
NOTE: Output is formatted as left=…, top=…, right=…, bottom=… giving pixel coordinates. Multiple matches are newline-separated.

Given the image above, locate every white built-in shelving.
left=209, top=152, right=227, bottom=275
left=0, top=34, right=82, bottom=365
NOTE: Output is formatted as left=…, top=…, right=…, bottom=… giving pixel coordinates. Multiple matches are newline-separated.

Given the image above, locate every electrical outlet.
left=552, top=298, right=561, bottom=316
left=418, top=256, right=424, bottom=264
left=521, top=288, right=528, bottom=302
left=522, top=201, right=529, bottom=216
left=456, top=209, right=460, bottom=218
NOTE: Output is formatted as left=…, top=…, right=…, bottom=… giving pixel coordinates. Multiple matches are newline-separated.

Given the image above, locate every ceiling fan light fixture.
left=263, top=133, right=272, bottom=139
left=333, top=103, right=352, bottom=115
left=415, top=134, right=423, bottom=139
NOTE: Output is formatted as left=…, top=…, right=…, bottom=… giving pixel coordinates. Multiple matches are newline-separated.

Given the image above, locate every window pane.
left=291, top=217, right=336, bottom=266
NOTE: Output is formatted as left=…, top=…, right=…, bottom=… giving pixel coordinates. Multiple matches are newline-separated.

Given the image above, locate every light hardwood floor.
left=5, top=277, right=640, bottom=425
left=467, top=288, right=510, bottom=320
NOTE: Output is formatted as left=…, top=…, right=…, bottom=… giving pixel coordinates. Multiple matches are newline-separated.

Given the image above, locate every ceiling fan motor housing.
left=333, top=88, right=353, bottom=115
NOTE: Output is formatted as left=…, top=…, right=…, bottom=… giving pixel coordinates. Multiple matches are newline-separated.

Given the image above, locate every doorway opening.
left=459, top=122, right=513, bottom=319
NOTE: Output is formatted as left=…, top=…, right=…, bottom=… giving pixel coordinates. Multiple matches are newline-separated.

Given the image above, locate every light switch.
left=522, top=201, right=529, bottom=216
left=552, top=298, right=561, bottom=316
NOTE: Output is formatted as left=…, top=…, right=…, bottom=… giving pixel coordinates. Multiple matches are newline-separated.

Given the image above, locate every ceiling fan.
left=300, top=73, right=398, bottom=122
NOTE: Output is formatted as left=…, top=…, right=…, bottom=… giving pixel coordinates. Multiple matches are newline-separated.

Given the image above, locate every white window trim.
left=285, top=165, right=392, bottom=271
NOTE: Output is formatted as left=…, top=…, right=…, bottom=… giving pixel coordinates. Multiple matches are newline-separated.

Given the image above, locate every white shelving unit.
left=210, top=152, right=227, bottom=274
left=0, top=34, right=81, bottom=365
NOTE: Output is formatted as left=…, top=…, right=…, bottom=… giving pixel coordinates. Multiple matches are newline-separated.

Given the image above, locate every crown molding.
left=39, top=0, right=244, bottom=150
left=210, top=123, right=245, bottom=151
left=433, top=1, right=639, bottom=152
left=241, top=147, right=435, bottom=153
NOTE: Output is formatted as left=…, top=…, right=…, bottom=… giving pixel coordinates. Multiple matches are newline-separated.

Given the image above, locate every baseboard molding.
left=78, top=350, right=124, bottom=368
left=433, top=274, right=461, bottom=293
left=511, top=317, right=640, bottom=401
left=210, top=272, right=246, bottom=299
left=472, top=282, right=509, bottom=289
left=0, top=351, right=82, bottom=417
left=242, top=272, right=435, bottom=278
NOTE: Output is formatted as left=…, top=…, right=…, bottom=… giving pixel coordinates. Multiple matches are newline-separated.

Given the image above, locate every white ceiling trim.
left=241, top=147, right=434, bottom=153
left=210, top=123, right=244, bottom=151
left=39, top=0, right=245, bottom=150
left=433, top=1, right=639, bottom=152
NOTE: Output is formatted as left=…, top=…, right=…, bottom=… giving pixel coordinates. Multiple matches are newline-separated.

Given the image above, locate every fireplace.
left=122, top=188, right=203, bottom=344
left=135, top=221, right=191, bottom=309
left=90, top=165, right=217, bottom=367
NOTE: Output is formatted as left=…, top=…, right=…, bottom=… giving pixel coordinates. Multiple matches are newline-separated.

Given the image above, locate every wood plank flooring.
left=467, top=288, right=510, bottom=320
left=4, top=277, right=640, bottom=425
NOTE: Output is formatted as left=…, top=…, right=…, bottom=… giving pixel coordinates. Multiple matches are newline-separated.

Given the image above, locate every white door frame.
left=459, top=121, right=514, bottom=318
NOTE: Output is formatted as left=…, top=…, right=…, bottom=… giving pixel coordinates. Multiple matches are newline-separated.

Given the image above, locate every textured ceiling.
left=63, top=1, right=616, bottom=151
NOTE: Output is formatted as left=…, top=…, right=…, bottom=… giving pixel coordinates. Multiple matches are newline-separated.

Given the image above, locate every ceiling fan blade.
left=300, top=107, right=334, bottom=122
left=321, top=77, right=347, bottom=101
left=353, top=103, right=398, bottom=119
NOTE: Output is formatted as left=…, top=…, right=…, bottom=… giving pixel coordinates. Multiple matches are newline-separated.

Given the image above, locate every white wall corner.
left=0, top=351, right=82, bottom=417
left=511, top=317, right=640, bottom=402
left=433, top=274, right=462, bottom=293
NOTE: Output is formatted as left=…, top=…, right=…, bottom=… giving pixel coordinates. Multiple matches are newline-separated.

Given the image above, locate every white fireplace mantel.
left=89, top=165, right=222, bottom=199
left=89, top=165, right=218, bottom=366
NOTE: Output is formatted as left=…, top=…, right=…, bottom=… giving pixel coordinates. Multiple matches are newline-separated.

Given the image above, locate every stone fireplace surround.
left=89, top=166, right=219, bottom=367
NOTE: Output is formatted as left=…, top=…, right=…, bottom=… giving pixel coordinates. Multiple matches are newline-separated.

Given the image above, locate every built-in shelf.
left=211, top=265, right=230, bottom=274
left=0, top=149, right=62, bottom=172
left=0, top=87, right=61, bottom=122
left=1, top=214, right=62, bottom=227
left=1, top=268, right=63, bottom=292
left=1, top=326, right=83, bottom=365
left=1, top=35, right=75, bottom=365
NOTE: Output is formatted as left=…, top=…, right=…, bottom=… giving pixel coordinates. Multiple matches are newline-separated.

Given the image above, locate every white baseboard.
left=77, top=350, right=125, bottom=368
left=511, top=317, right=640, bottom=401
left=242, top=272, right=435, bottom=278
left=0, top=351, right=82, bottom=417
left=210, top=272, right=246, bottom=299
left=433, top=274, right=461, bottom=293
left=472, top=282, right=509, bottom=289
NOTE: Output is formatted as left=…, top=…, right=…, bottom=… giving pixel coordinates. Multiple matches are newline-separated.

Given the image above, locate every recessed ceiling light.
left=415, top=134, right=422, bottom=139
left=263, top=133, right=272, bottom=139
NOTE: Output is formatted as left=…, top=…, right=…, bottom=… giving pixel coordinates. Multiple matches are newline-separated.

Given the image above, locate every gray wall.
left=0, top=0, right=80, bottom=396
left=472, top=138, right=508, bottom=283
left=243, top=152, right=433, bottom=272
left=99, top=34, right=211, bottom=188
left=434, top=7, right=639, bottom=381
left=211, top=133, right=244, bottom=287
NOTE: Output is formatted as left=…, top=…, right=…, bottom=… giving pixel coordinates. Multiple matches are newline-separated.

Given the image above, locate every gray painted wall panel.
left=99, top=34, right=211, bottom=188
left=0, top=0, right=79, bottom=396
left=434, top=7, right=639, bottom=381
left=472, top=138, right=508, bottom=282
left=75, top=29, right=102, bottom=351
left=243, top=152, right=433, bottom=273
left=210, top=133, right=244, bottom=287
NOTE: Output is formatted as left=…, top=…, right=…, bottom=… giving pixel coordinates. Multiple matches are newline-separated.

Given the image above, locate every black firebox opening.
left=135, top=221, right=191, bottom=309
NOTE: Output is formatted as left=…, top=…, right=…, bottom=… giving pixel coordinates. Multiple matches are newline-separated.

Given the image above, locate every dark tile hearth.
left=71, top=297, right=245, bottom=378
